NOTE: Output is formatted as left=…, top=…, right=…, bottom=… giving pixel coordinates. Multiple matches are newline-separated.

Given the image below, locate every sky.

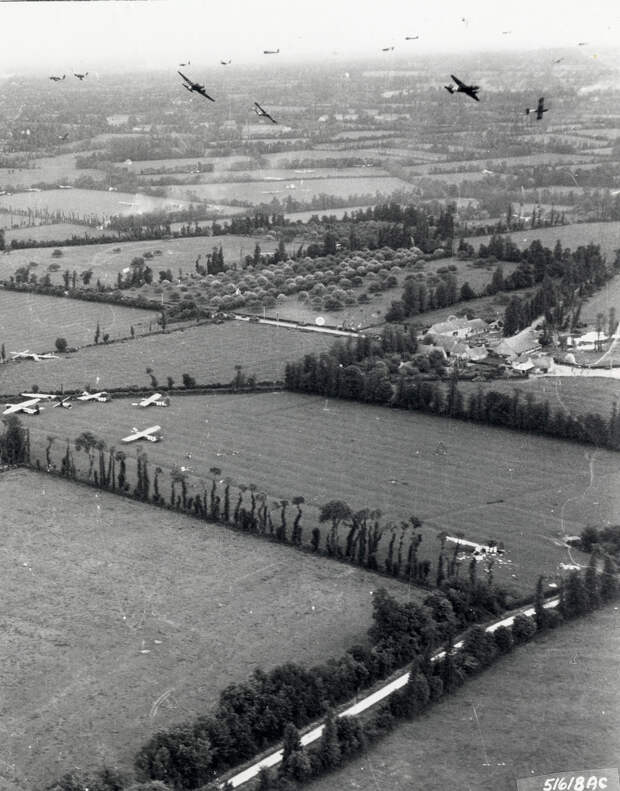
left=0, top=0, right=619, bottom=74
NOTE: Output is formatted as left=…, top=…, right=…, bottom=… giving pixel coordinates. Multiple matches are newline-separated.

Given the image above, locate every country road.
left=222, top=597, right=559, bottom=788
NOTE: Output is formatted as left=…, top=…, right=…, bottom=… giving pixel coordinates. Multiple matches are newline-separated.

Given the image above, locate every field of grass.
left=456, top=377, right=619, bottom=423
left=0, top=321, right=335, bottom=393
left=579, top=273, right=620, bottom=327
left=0, top=234, right=282, bottom=288
left=3, top=223, right=112, bottom=243
left=27, top=391, right=619, bottom=596
left=0, top=467, right=413, bottom=791
left=164, top=176, right=411, bottom=205
left=307, top=605, right=620, bottom=791
left=0, top=290, right=159, bottom=353
left=465, top=221, right=620, bottom=269
left=0, top=189, right=191, bottom=221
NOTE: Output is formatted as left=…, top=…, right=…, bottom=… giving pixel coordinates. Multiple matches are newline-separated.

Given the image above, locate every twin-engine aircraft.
left=3, top=398, right=42, bottom=415
left=254, top=102, right=277, bottom=124
left=77, top=390, right=111, bottom=402
left=526, top=97, right=549, bottom=120
left=444, top=74, right=480, bottom=101
left=178, top=70, right=215, bottom=101
left=10, top=350, right=59, bottom=361
left=131, top=392, right=170, bottom=408
left=121, top=425, right=162, bottom=443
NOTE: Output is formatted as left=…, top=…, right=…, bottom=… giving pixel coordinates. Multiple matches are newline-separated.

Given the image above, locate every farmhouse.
left=493, top=327, right=541, bottom=360
left=428, top=316, right=488, bottom=339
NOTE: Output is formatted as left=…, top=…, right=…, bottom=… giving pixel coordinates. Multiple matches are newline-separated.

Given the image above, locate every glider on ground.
left=121, top=425, right=163, bottom=443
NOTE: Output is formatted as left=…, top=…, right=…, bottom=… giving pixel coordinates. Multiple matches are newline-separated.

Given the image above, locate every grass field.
left=3, top=223, right=112, bottom=244
left=307, top=605, right=620, bottom=791
left=0, top=290, right=159, bottom=353
left=579, top=273, right=620, bottom=327
left=0, top=235, right=282, bottom=289
left=163, top=176, right=411, bottom=205
left=26, top=391, right=619, bottom=596
left=0, top=189, right=191, bottom=222
left=0, top=467, right=412, bottom=791
left=0, top=321, right=335, bottom=393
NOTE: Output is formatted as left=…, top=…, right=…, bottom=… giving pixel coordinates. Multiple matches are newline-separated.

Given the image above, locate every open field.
left=0, top=234, right=282, bottom=288
left=0, top=189, right=191, bottom=222
left=0, top=467, right=412, bottom=791
left=456, top=376, right=620, bottom=422
left=0, top=164, right=104, bottom=189
left=0, top=321, right=335, bottom=393
left=2, top=223, right=112, bottom=243
left=27, top=391, right=619, bottom=596
left=465, top=221, right=620, bottom=267
left=164, top=176, right=411, bottom=205
left=142, top=167, right=392, bottom=184
left=579, top=273, right=620, bottom=327
left=307, top=605, right=620, bottom=791
left=0, top=290, right=159, bottom=352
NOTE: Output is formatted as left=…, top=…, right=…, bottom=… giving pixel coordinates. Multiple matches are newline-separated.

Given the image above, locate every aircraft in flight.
left=552, top=57, right=564, bottom=64
left=404, top=35, right=419, bottom=40
left=131, top=392, right=170, bottom=408
left=57, top=133, right=69, bottom=141
left=77, top=390, right=111, bottom=402
left=263, top=48, right=280, bottom=54
left=3, top=398, right=43, bottom=416
left=73, top=72, right=88, bottom=80
left=254, top=102, right=277, bottom=124
left=121, top=425, right=163, bottom=443
left=179, top=60, right=191, bottom=66
left=381, top=46, right=395, bottom=52
left=10, top=350, right=59, bottom=361
left=526, top=97, right=549, bottom=120
left=444, top=74, right=480, bottom=102
left=178, top=71, right=215, bottom=101
left=220, top=58, right=232, bottom=65
left=49, top=74, right=65, bottom=82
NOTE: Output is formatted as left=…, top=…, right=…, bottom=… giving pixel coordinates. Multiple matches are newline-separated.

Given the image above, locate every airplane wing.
left=451, top=74, right=465, bottom=88
left=177, top=70, right=192, bottom=85
left=198, top=87, right=215, bottom=102
left=122, top=425, right=161, bottom=443
left=121, top=431, right=143, bottom=443
left=22, top=406, right=43, bottom=415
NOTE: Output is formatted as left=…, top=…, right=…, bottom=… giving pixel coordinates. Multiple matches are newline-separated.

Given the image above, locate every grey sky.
left=0, top=0, right=618, bottom=74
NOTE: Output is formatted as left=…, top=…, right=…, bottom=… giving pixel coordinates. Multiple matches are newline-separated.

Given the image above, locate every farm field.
left=125, top=155, right=255, bottom=173
left=0, top=234, right=282, bottom=288
left=0, top=290, right=159, bottom=353
left=0, top=165, right=104, bottom=189
left=0, top=189, right=191, bottom=222
left=164, top=176, right=411, bottom=205
left=0, top=468, right=413, bottom=791
left=2, top=223, right=112, bottom=244
left=145, top=167, right=392, bottom=184
left=455, top=377, right=619, bottom=423
left=578, top=272, right=620, bottom=327
left=307, top=605, right=620, bottom=791
left=465, top=221, right=620, bottom=270
left=261, top=149, right=392, bottom=166
left=27, top=391, right=618, bottom=596
left=0, top=321, right=335, bottom=393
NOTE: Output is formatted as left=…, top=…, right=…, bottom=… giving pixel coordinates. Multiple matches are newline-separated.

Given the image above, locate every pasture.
left=0, top=234, right=282, bottom=289
left=27, top=391, right=619, bottom=596
left=579, top=272, right=620, bottom=327
left=0, top=189, right=191, bottom=222
left=465, top=221, right=620, bottom=271
left=2, top=223, right=111, bottom=244
left=308, top=605, right=620, bottom=791
left=0, top=290, right=159, bottom=353
left=0, top=468, right=412, bottom=790
left=0, top=321, right=335, bottom=393
left=163, top=176, right=411, bottom=205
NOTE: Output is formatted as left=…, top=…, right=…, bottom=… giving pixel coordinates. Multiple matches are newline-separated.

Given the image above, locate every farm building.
left=492, top=327, right=541, bottom=360
left=566, top=331, right=610, bottom=350
left=428, top=316, right=488, bottom=339
left=430, top=335, right=488, bottom=361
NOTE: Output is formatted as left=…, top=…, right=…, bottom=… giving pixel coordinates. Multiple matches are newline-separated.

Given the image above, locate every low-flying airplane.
left=121, top=425, right=162, bottom=443
left=49, top=74, right=65, bottom=82
left=179, top=60, right=191, bottom=66
left=381, top=46, right=395, bottom=52
left=526, top=97, right=549, bottom=120
left=58, top=133, right=69, bottom=141
left=220, top=58, right=232, bottom=65
left=10, top=350, right=59, bottom=361
left=263, top=48, right=280, bottom=54
left=404, top=35, right=419, bottom=40
left=73, top=72, right=88, bottom=80
left=77, top=390, right=111, bottom=402
left=178, top=71, right=215, bottom=101
left=131, top=392, right=170, bottom=408
left=444, top=74, right=480, bottom=102
left=3, top=398, right=42, bottom=416
left=552, top=57, right=564, bottom=64
left=253, top=102, right=277, bottom=124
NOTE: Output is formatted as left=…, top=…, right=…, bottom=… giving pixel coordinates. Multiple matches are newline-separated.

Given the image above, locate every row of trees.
left=45, top=561, right=618, bottom=791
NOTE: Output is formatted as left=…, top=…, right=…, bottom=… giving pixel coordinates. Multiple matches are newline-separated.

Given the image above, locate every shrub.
left=493, top=625, right=514, bottom=654
left=511, top=613, right=537, bottom=644
left=55, top=337, right=68, bottom=353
